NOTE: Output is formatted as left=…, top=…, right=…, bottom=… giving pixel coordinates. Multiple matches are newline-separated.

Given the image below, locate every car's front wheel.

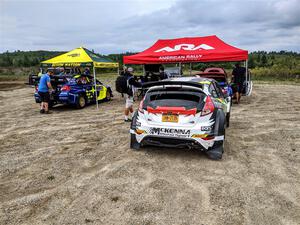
left=130, top=134, right=141, bottom=150
left=105, top=90, right=112, bottom=101
left=226, top=112, right=230, bottom=128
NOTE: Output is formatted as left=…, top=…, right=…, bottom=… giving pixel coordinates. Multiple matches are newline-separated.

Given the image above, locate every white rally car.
left=130, top=77, right=231, bottom=160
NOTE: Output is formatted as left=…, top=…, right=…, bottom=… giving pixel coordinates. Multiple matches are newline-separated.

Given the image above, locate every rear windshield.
left=144, top=91, right=205, bottom=110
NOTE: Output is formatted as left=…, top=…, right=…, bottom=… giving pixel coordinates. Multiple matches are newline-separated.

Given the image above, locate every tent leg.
left=245, top=60, right=248, bottom=84
left=179, top=62, right=182, bottom=76
left=93, top=65, right=99, bottom=109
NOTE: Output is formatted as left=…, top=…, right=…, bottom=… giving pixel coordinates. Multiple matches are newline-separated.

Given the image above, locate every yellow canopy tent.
left=41, top=47, right=119, bottom=109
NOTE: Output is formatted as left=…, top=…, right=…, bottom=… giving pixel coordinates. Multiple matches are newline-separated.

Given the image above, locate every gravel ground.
left=0, top=81, right=299, bottom=225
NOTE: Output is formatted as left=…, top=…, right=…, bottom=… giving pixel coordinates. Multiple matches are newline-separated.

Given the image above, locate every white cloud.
left=0, top=0, right=299, bottom=53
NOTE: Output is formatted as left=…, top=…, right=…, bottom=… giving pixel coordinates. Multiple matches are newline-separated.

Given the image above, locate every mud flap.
left=206, top=109, right=225, bottom=160
left=130, top=134, right=141, bottom=150
left=206, top=141, right=223, bottom=160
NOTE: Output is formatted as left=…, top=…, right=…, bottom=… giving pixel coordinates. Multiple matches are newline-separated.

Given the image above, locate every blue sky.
left=0, top=0, right=299, bottom=54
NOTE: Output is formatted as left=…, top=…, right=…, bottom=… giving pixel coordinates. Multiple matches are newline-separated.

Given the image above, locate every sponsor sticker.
left=201, top=126, right=212, bottom=131
left=150, top=127, right=190, bottom=138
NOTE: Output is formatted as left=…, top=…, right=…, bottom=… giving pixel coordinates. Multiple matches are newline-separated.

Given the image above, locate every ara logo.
left=154, top=44, right=214, bottom=53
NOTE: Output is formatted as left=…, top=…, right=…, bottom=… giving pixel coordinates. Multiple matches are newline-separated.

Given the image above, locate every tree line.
left=1, top=50, right=299, bottom=68
left=0, top=50, right=299, bottom=81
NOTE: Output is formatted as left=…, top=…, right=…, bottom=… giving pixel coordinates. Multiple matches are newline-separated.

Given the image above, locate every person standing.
left=124, top=67, right=141, bottom=122
left=38, top=70, right=53, bottom=114
left=232, top=63, right=246, bottom=104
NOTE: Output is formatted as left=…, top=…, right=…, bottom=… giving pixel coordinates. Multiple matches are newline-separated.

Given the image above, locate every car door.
left=214, top=82, right=229, bottom=114
left=208, top=82, right=227, bottom=114
left=82, top=77, right=95, bottom=103
left=95, top=79, right=107, bottom=101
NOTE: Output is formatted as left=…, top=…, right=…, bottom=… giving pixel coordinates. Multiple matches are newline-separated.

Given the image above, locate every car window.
left=144, top=91, right=205, bottom=110
left=208, top=83, right=218, bottom=98
left=214, top=82, right=225, bottom=98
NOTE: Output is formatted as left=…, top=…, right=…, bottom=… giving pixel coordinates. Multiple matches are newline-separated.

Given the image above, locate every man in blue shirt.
left=38, top=70, right=53, bottom=113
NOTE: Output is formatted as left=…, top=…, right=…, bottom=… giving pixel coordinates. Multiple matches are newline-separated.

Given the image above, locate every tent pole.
left=93, top=64, right=99, bottom=109
left=179, top=62, right=182, bottom=76
left=245, top=60, right=248, bottom=84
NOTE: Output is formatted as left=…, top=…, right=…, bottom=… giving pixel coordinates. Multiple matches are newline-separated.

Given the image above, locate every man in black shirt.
left=232, top=63, right=246, bottom=104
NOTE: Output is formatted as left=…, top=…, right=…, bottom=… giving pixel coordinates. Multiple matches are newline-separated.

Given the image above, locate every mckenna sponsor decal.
left=150, top=128, right=190, bottom=137
left=155, top=44, right=214, bottom=53
left=159, top=54, right=202, bottom=61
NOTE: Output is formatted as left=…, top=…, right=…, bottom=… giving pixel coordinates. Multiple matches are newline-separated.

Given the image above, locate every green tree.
left=23, top=55, right=30, bottom=67
left=248, top=56, right=255, bottom=68
left=261, top=54, right=268, bottom=66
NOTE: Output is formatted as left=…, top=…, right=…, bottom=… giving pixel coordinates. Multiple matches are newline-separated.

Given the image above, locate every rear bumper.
left=130, top=129, right=224, bottom=150
left=58, top=92, right=78, bottom=104
left=141, top=136, right=206, bottom=150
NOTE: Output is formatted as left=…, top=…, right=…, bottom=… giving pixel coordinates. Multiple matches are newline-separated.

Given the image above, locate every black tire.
left=206, top=141, right=224, bottom=160
left=105, top=90, right=112, bottom=101
left=76, top=95, right=86, bottom=109
left=226, top=112, right=230, bottom=128
left=130, top=134, right=141, bottom=150
left=207, top=112, right=226, bottom=160
left=48, top=101, right=54, bottom=109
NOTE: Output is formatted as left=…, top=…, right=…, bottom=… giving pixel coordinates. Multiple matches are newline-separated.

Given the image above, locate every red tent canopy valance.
left=124, top=35, right=248, bottom=64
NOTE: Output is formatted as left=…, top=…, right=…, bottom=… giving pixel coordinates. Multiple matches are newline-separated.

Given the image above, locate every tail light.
left=61, top=85, right=71, bottom=91
left=201, top=96, right=215, bottom=116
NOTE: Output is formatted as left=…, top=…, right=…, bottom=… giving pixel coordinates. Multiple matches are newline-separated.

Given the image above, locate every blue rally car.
left=32, top=74, right=113, bottom=108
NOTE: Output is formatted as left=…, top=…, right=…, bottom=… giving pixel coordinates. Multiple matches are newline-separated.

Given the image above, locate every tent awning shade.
left=41, top=47, right=118, bottom=68
left=123, top=35, right=248, bottom=64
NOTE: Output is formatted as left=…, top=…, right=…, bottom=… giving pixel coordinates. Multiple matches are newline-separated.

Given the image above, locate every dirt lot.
left=0, top=81, right=299, bottom=225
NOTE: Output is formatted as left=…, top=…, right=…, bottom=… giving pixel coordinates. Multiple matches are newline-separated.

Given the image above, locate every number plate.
left=162, top=114, right=178, bottom=123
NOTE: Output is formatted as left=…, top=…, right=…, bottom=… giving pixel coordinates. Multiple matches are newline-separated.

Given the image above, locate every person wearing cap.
left=124, top=67, right=141, bottom=122
left=38, top=70, right=53, bottom=114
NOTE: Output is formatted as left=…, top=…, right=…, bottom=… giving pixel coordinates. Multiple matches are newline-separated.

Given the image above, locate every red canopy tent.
left=123, top=35, right=248, bottom=64
left=123, top=35, right=252, bottom=95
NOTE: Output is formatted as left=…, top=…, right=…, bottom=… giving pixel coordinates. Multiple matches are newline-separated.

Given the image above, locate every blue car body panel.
left=34, top=75, right=111, bottom=107
left=219, top=82, right=233, bottom=97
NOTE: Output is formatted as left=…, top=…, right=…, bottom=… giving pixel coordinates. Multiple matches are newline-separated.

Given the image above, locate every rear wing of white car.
left=142, top=80, right=204, bottom=90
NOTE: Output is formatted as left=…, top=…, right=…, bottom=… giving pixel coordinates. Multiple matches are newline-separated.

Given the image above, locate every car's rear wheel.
left=207, top=115, right=225, bottom=160
left=76, top=95, right=86, bottom=109
left=207, top=140, right=224, bottom=160
left=130, top=134, right=141, bottom=150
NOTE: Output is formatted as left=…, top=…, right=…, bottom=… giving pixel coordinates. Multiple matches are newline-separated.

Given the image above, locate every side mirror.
left=211, top=90, right=218, bottom=98
left=226, top=96, right=231, bottom=103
